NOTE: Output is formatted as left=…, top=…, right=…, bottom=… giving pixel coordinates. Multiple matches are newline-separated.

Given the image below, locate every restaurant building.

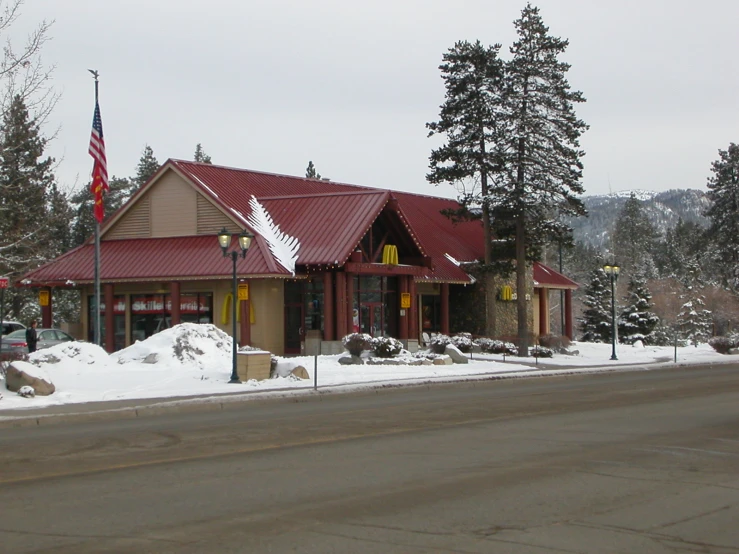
left=21, top=160, right=577, bottom=354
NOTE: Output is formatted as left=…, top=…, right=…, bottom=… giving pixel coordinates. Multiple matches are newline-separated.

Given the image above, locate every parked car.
left=1, top=320, right=25, bottom=336
left=1, top=328, right=76, bottom=353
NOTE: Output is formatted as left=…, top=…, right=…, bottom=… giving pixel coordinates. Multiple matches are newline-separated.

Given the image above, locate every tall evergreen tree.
left=69, top=175, right=133, bottom=247
left=0, top=94, right=55, bottom=319
left=305, top=160, right=321, bottom=179
left=427, top=40, right=506, bottom=337
left=677, top=295, right=712, bottom=346
left=134, top=144, right=159, bottom=189
left=579, top=267, right=611, bottom=343
left=194, top=143, right=212, bottom=164
left=618, top=274, right=659, bottom=344
left=612, top=193, right=658, bottom=276
left=499, top=4, right=588, bottom=354
left=704, top=143, right=739, bottom=290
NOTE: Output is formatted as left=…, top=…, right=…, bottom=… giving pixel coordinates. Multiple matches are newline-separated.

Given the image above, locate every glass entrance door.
left=284, top=304, right=303, bottom=354
left=359, top=302, right=384, bottom=337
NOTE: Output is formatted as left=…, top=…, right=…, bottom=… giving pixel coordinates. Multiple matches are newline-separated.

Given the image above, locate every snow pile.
left=111, top=323, right=232, bottom=370
left=32, top=341, right=111, bottom=367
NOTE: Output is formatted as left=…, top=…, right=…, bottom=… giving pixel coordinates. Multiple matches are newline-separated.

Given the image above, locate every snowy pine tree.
left=427, top=39, right=506, bottom=337
left=194, top=143, right=212, bottom=164
left=499, top=4, right=588, bottom=354
left=305, top=160, right=321, bottom=179
left=677, top=293, right=712, bottom=346
left=704, top=143, right=739, bottom=290
left=579, top=268, right=612, bottom=342
left=0, top=94, right=56, bottom=320
left=618, top=274, right=659, bottom=344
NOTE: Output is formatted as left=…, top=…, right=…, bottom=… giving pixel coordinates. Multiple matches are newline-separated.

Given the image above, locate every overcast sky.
left=18, top=0, right=739, bottom=199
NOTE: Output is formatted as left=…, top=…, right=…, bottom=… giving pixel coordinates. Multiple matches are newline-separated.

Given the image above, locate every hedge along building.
left=20, top=160, right=577, bottom=354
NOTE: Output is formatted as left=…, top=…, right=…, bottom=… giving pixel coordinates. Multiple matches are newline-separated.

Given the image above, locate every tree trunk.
left=516, top=212, right=529, bottom=356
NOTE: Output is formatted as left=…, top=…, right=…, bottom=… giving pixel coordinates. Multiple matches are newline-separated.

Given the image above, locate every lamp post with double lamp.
left=603, top=263, right=620, bottom=360
left=218, top=227, right=253, bottom=383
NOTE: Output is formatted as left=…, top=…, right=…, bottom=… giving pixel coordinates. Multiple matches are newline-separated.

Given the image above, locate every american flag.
left=89, top=100, right=108, bottom=223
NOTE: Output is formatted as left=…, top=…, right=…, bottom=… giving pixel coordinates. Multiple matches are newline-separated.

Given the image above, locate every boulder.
left=729, top=347, right=739, bottom=355
left=444, top=344, right=469, bottom=364
left=5, top=362, right=55, bottom=396
left=290, top=365, right=310, bottom=379
left=432, top=355, right=453, bottom=366
left=338, top=355, right=363, bottom=365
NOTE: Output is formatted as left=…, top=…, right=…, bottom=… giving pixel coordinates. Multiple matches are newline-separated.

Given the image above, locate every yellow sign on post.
left=400, top=292, right=411, bottom=309
left=39, top=290, right=50, bottom=307
left=237, top=283, right=249, bottom=301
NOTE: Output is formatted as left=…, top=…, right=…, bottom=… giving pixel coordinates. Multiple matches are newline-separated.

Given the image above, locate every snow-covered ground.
left=0, top=323, right=733, bottom=412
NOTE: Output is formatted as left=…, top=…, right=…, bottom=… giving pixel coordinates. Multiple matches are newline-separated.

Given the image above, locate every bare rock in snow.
left=290, top=365, right=309, bottom=379
left=338, top=355, right=363, bottom=365
left=432, top=355, right=453, bottom=366
left=444, top=344, right=469, bottom=364
left=5, top=362, right=55, bottom=396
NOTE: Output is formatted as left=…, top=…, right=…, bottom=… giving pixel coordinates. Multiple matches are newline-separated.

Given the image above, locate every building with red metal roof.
left=22, top=160, right=577, bottom=354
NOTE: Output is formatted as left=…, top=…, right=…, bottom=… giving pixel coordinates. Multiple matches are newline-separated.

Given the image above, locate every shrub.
left=341, top=333, right=372, bottom=356
left=708, top=335, right=738, bottom=354
left=451, top=333, right=474, bottom=353
left=371, top=336, right=403, bottom=358
left=429, top=334, right=451, bottom=354
left=538, top=334, right=571, bottom=350
left=530, top=346, right=554, bottom=358
left=474, top=337, right=517, bottom=355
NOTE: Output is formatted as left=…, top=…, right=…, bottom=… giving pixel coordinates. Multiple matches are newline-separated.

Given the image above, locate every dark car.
left=1, top=328, right=76, bottom=354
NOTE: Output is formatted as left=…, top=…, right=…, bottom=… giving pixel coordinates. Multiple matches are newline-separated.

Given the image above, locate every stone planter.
left=236, top=351, right=271, bottom=381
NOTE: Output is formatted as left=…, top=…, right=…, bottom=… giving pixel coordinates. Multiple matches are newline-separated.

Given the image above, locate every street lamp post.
left=218, top=227, right=253, bottom=383
left=603, top=263, right=620, bottom=360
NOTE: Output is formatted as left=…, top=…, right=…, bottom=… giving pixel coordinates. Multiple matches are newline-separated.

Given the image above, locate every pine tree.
left=677, top=294, right=712, bottom=346
left=612, top=193, right=659, bottom=276
left=305, top=160, right=321, bottom=179
left=704, top=143, right=739, bottom=290
left=69, top=175, right=132, bottom=247
left=500, top=4, right=588, bottom=354
left=618, top=274, right=659, bottom=344
left=0, top=94, right=56, bottom=319
left=427, top=40, right=506, bottom=337
left=134, top=144, right=159, bottom=189
left=194, top=143, right=212, bottom=164
left=579, top=268, right=613, bottom=342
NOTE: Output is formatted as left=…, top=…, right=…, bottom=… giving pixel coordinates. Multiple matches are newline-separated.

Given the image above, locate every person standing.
left=26, top=320, right=38, bottom=353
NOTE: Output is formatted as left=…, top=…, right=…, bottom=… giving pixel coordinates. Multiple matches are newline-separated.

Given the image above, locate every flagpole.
left=90, top=69, right=102, bottom=347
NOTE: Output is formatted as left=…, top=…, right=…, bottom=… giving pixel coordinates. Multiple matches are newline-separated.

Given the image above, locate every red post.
left=104, top=283, right=114, bottom=353
left=323, top=272, right=334, bottom=341
left=41, top=287, right=53, bottom=329
left=398, top=276, right=409, bottom=340
left=335, top=272, right=347, bottom=338
left=565, top=289, right=573, bottom=340
left=170, top=281, right=181, bottom=325
left=440, top=283, right=450, bottom=335
left=346, top=272, right=355, bottom=334
left=538, top=288, right=548, bottom=337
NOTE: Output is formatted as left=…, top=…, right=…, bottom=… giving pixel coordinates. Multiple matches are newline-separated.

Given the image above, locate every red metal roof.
left=258, top=191, right=391, bottom=266
left=25, top=160, right=491, bottom=285
left=22, top=236, right=287, bottom=285
left=533, top=262, right=579, bottom=289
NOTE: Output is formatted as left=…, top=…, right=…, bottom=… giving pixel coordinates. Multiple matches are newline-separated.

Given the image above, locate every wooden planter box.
left=236, top=351, right=271, bottom=381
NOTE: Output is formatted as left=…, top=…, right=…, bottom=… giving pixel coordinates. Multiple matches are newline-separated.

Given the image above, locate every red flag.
left=89, top=100, right=108, bottom=223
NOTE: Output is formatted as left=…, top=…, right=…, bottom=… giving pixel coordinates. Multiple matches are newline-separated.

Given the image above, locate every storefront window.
left=131, top=293, right=213, bottom=343
left=88, top=295, right=126, bottom=351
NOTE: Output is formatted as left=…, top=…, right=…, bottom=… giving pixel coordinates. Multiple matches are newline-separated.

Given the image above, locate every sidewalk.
left=0, top=355, right=703, bottom=429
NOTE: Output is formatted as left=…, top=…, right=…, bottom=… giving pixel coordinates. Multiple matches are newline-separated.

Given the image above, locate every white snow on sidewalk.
left=0, top=323, right=732, bottom=412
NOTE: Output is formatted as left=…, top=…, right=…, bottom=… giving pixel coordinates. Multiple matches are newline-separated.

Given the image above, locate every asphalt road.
left=1, top=364, right=738, bottom=553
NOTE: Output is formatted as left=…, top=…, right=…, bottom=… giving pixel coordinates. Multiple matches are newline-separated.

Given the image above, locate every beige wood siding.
left=250, top=279, right=284, bottom=354
left=197, top=195, right=234, bottom=235
left=106, top=195, right=151, bottom=239
left=151, top=172, right=197, bottom=237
